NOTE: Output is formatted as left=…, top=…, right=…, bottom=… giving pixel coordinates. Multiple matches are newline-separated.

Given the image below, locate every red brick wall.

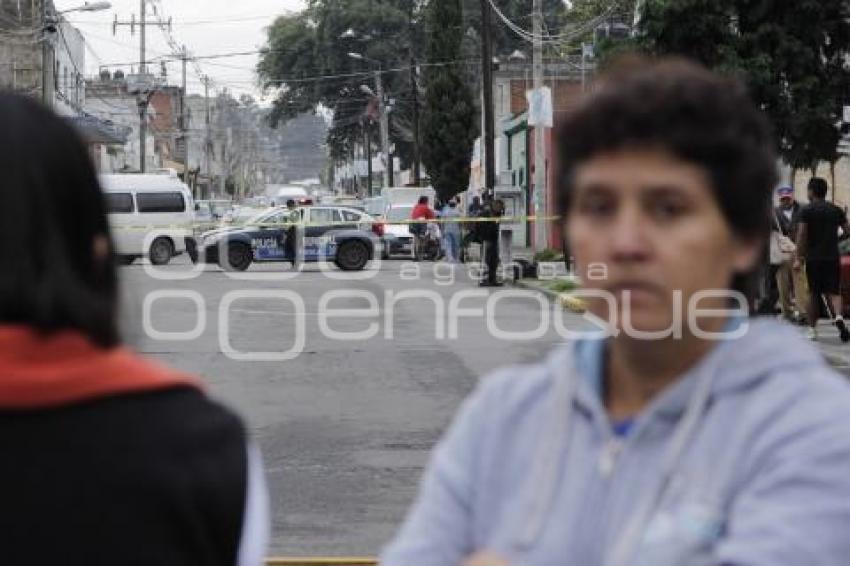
left=510, top=79, right=584, bottom=118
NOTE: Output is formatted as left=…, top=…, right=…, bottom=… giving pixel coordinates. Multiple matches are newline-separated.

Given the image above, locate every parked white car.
left=101, top=173, right=195, bottom=265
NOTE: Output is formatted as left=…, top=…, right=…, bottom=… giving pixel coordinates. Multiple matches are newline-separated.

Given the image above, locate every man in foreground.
left=382, top=58, right=850, bottom=565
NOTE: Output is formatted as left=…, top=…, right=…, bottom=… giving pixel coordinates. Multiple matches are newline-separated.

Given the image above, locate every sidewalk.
left=511, top=277, right=850, bottom=374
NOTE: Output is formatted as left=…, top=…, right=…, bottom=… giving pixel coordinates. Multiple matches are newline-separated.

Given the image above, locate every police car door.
left=304, top=208, right=339, bottom=259
left=251, top=210, right=287, bottom=261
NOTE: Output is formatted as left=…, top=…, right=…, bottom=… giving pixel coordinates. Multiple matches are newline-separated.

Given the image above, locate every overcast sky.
left=54, top=0, right=305, bottom=100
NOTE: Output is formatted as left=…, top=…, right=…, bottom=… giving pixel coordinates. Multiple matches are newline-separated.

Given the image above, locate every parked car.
left=199, top=205, right=383, bottom=271
left=101, top=173, right=195, bottom=265
left=381, top=204, right=415, bottom=259
left=194, top=199, right=233, bottom=233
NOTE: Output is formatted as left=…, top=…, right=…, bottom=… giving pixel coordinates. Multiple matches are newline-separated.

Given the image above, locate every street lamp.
left=348, top=52, right=391, bottom=190
left=59, top=2, right=112, bottom=14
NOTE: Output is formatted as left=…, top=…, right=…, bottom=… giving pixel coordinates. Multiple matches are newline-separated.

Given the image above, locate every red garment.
left=0, top=326, right=201, bottom=409
left=411, top=203, right=435, bottom=220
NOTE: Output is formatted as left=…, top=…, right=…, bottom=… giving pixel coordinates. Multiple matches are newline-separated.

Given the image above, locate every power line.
left=487, top=0, right=614, bottom=45
left=67, top=14, right=288, bottom=27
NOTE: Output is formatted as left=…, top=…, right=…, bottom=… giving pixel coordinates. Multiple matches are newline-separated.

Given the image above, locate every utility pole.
left=41, top=0, right=52, bottom=108
left=479, top=0, right=496, bottom=198
left=114, top=1, right=161, bottom=173
left=363, top=118, right=373, bottom=196
left=532, top=0, right=547, bottom=251
left=181, top=45, right=190, bottom=192
left=375, top=70, right=391, bottom=190
left=203, top=75, right=211, bottom=199
left=408, top=2, right=421, bottom=187
left=410, top=57, right=421, bottom=187
left=139, top=0, right=147, bottom=172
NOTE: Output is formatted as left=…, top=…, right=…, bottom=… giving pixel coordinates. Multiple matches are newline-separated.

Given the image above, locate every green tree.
left=421, top=0, right=479, bottom=201
left=637, top=0, right=850, bottom=173
left=257, top=0, right=425, bottom=166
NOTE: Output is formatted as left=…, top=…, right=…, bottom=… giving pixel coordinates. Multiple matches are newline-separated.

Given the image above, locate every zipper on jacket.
left=598, top=436, right=625, bottom=478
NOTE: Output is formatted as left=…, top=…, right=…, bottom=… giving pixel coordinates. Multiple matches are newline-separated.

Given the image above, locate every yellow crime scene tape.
left=265, top=559, right=376, bottom=566
left=109, top=215, right=564, bottom=232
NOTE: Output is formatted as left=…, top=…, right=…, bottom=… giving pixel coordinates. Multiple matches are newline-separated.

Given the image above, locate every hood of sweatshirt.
left=525, top=317, right=833, bottom=563
left=0, top=326, right=201, bottom=410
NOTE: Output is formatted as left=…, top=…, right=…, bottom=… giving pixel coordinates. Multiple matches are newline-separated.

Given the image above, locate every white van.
left=100, top=173, right=195, bottom=265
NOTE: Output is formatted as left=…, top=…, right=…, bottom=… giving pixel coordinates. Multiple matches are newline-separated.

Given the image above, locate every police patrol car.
left=198, top=205, right=383, bottom=271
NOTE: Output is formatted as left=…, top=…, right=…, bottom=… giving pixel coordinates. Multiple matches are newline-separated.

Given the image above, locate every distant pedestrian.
left=795, top=177, right=850, bottom=341
left=478, top=198, right=504, bottom=287
left=461, top=196, right=484, bottom=262
left=0, top=93, right=268, bottom=566
left=441, top=200, right=462, bottom=263
left=411, top=196, right=436, bottom=261
left=774, top=186, right=808, bottom=323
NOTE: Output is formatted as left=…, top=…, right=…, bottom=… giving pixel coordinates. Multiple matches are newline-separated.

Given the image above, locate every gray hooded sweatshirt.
left=382, top=319, right=850, bottom=565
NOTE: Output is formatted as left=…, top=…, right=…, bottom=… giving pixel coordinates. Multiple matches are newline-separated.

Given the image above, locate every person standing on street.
left=468, top=195, right=483, bottom=217
left=0, top=93, right=268, bottom=566
left=411, top=196, right=436, bottom=261
left=441, top=199, right=462, bottom=263
left=478, top=197, right=504, bottom=287
left=461, top=196, right=484, bottom=263
left=795, top=177, right=850, bottom=341
left=774, top=186, right=808, bottom=322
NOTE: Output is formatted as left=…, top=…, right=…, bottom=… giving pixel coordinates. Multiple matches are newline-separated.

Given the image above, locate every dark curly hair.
left=556, top=56, right=778, bottom=241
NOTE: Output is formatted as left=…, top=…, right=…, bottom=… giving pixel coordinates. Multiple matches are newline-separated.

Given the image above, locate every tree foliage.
left=637, top=0, right=850, bottom=171
left=421, top=0, right=478, bottom=201
left=257, top=0, right=426, bottom=164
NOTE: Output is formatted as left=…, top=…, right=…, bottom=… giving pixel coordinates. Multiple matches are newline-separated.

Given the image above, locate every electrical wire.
left=67, top=13, right=291, bottom=27
left=487, top=0, right=615, bottom=45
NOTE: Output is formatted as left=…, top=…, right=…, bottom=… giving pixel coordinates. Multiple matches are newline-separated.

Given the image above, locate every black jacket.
left=0, top=388, right=249, bottom=566
left=0, top=329, right=260, bottom=566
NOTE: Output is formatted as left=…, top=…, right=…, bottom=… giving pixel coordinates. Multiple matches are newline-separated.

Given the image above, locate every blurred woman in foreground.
left=382, top=58, right=850, bottom=565
left=0, top=93, right=267, bottom=566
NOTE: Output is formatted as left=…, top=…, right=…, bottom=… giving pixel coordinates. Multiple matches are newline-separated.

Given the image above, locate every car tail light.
left=372, top=222, right=385, bottom=237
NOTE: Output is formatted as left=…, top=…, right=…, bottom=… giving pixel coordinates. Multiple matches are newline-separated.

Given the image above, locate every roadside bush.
left=533, top=248, right=563, bottom=262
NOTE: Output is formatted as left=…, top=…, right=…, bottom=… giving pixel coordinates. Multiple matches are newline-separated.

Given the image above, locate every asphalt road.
left=118, top=257, right=578, bottom=556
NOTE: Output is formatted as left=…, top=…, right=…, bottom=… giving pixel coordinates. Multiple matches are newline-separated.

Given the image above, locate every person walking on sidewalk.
left=795, top=177, right=850, bottom=341
left=774, top=186, right=809, bottom=323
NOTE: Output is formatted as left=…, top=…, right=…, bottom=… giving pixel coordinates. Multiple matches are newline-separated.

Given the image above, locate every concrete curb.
left=512, top=278, right=586, bottom=312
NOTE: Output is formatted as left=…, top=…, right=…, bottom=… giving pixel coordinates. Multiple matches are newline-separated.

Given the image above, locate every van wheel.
left=220, top=242, right=252, bottom=271
left=335, top=240, right=370, bottom=271
left=149, top=238, right=174, bottom=266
